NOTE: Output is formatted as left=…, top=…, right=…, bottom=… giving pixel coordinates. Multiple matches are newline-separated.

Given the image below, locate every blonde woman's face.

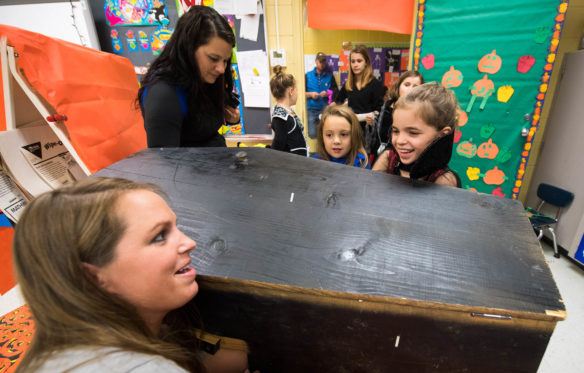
left=399, top=76, right=422, bottom=98
left=350, top=53, right=367, bottom=76
left=94, top=190, right=198, bottom=329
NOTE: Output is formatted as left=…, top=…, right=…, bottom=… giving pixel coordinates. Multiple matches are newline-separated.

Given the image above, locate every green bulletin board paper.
left=413, top=0, right=567, bottom=199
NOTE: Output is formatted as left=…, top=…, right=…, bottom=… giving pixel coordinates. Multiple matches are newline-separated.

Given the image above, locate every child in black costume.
left=269, top=66, right=309, bottom=156
left=372, top=82, right=461, bottom=187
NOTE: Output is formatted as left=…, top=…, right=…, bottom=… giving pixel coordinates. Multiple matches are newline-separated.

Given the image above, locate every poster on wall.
left=412, top=0, right=568, bottom=199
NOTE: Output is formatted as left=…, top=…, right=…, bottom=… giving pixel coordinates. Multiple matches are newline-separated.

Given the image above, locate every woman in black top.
left=137, top=6, right=240, bottom=148
left=335, top=45, right=385, bottom=144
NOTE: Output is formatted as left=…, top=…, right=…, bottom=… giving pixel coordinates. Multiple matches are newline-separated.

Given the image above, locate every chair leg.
left=548, top=227, right=560, bottom=258
left=537, top=229, right=544, bottom=240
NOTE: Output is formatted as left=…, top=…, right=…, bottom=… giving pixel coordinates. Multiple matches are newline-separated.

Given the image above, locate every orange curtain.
left=0, top=225, right=15, bottom=295
left=0, top=25, right=146, bottom=173
left=307, top=0, right=415, bottom=35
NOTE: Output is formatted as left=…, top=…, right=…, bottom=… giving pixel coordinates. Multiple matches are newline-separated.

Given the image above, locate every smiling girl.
left=313, top=104, right=369, bottom=169
left=372, top=82, right=461, bottom=187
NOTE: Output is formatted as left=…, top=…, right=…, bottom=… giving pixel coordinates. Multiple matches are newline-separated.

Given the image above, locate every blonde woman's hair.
left=388, top=70, right=425, bottom=101
left=270, top=65, right=295, bottom=99
left=394, top=82, right=459, bottom=131
left=316, top=104, right=368, bottom=168
left=345, top=45, right=374, bottom=92
left=13, top=177, right=203, bottom=373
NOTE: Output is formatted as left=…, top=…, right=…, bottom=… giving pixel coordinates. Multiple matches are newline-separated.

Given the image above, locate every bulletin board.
left=412, top=0, right=568, bottom=199
left=89, top=1, right=271, bottom=135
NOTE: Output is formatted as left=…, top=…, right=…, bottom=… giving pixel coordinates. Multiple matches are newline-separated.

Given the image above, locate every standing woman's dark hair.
left=138, top=6, right=238, bottom=148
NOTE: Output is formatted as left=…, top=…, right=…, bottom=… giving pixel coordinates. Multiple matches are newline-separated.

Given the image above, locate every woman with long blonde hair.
left=335, top=45, right=385, bottom=150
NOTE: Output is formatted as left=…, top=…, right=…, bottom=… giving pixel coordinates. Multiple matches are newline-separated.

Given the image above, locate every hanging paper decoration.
left=466, top=167, right=481, bottom=181
left=138, top=31, right=150, bottom=51
left=477, top=139, right=499, bottom=159
left=481, top=166, right=507, bottom=185
left=479, top=123, right=496, bottom=138
left=151, top=27, right=173, bottom=55
left=421, top=54, right=435, bottom=70
left=441, top=66, right=463, bottom=88
left=495, top=146, right=512, bottom=163
left=517, top=55, right=535, bottom=73
left=148, top=0, right=170, bottom=26
left=125, top=30, right=139, bottom=52
left=456, top=138, right=477, bottom=158
left=466, top=75, right=494, bottom=112
left=105, top=0, right=158, bottom=27
left=478, top=50, right=502, bottom=74
left=110, top=29, right=123, bottom=54
left=497, top=85, right=514, bottom=103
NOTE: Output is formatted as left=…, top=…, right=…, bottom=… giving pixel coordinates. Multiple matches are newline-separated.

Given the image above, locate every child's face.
left=323, top=115, right=352, bottom=159
left=398, top=76, right=422, bottom=98
left=350, top=53, right=367, bottom=76
left=392, top=107, right=451, bottom=165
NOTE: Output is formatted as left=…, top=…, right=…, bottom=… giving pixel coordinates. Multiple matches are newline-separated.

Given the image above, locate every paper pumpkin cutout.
left=480, top=123, right=495, bottom=138
left=441, top=66, right=463, bottom=88
left=457, top=109, right=468, bottom=127
left=477, top=139, right=499, bottom=159
left=453, top=129, right=462, bottom=143
left=466, top=167, right=481, bottom=181
left=517, top=55, right=535, bottom=73
left=456, top=138, right=477, bottom=158
left=482, top=166, right=507, bottom=185
left=495, top=146, right=512, bottom=163
left=497, top=85, right=514, bottom=103
left=491, top=186, right=506, bottom=198
left=421, top=54, right=435, bottom=70
left=478, top=50, right=502, bottom=74
left=466, top=75, right=495, bottom=112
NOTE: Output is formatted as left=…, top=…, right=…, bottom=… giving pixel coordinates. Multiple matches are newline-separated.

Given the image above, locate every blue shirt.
left=305, top=68, right=336, bottom=111
left=312, top=153, right=370, bottom=169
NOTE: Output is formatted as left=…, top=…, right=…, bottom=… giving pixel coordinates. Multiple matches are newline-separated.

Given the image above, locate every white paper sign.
left=236, top=50, right=270, bottom=108
left=0, top=167, right=27, bottom=222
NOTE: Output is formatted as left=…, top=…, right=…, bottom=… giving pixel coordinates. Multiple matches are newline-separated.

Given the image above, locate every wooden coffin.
left=96, top=148, right=565, bottom=373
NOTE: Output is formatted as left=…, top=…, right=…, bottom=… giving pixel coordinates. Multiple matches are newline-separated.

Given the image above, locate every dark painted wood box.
left=97, top=148, right=565, bottom=373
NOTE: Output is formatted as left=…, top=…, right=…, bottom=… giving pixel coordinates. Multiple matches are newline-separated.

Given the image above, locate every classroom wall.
left=520, top=0, right=584, bottom=202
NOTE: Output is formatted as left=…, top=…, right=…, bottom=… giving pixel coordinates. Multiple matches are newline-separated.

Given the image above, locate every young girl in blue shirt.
left=313, top=104, right=370, bottom=169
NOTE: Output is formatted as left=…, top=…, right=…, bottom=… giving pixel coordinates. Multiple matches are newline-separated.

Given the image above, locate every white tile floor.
left=1, top=240, right=582, bottom=372
left=538, top=241, right=584, bottom=373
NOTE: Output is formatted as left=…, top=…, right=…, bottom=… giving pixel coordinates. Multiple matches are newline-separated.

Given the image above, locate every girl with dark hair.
left=138, top=6, right=239, bottom=148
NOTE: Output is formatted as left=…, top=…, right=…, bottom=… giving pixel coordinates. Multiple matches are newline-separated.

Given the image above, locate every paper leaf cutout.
left=456, top=138, right=477, bottom=158
left=421, top=54, right=435, bottom=70
left=466, top=167, right=481, bottom=181
left=497, top=85, right=514, bottom=103
left=483, top=166, right=507, bottom=185
left=491, top=186, right=506, bottom=198
left=477, top=139, right=499, bottom=159
left=517, top=55, right=535, bottom=73
left=478, top=50, right=502, bottom=74
left=480, top=123, right=496, bottom=138
left=441, top=66, right=463, bottom=88
left=495, top=146, right=512, bottom=163
left=535, top=26, right=550, bottom=44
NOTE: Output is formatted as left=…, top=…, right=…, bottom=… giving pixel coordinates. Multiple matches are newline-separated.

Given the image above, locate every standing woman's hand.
left=365, top=112, right=375, bottom=126
left=224, top=106, right=241, bottom=124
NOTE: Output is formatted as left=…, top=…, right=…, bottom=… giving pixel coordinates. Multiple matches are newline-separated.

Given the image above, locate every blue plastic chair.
left=527, top=183, right=574, bottom=258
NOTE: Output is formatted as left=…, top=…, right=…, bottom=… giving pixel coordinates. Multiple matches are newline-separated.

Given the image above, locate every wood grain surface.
left=95, top=148, right=565, bottom=318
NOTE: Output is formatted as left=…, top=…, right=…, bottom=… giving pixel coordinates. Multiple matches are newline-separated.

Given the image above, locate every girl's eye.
left=342, top=132, right=350, bottom=137
left=151, top=230, right=167, bottom=244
